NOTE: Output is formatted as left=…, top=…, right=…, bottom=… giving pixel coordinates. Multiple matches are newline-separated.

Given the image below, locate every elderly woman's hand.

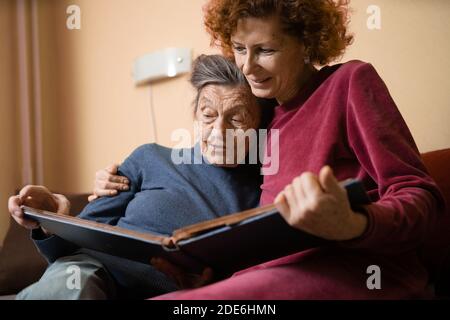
left=88, top=163, right=130, bottom=202
left=8, top=185, right=71, bottom=232
left=151, top=257, right=214, bottom=289
left=274, top=166, right=368, bottom=241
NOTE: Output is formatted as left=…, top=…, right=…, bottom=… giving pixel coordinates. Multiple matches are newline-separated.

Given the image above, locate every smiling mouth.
left=249, top=78, right=271, bottom=85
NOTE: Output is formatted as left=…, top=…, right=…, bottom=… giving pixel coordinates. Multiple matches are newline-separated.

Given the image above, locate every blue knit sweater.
left=32, top=143, right=261, bottom=297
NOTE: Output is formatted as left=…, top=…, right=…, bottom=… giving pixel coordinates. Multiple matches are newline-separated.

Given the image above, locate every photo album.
left=23, top=179, right=370, bottom=276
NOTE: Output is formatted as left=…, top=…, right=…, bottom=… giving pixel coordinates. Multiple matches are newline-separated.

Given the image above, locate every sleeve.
left=31, top=145, right=145, bottom=263
left=339, top=63, right=446, bottom=255
left=31, top=229, right=80, bottom=264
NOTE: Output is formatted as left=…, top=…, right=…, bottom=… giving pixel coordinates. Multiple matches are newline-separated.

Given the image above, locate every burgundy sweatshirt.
left=261, top=60, right=446, bottom=258
left=153, top=61, right=447, bottom=299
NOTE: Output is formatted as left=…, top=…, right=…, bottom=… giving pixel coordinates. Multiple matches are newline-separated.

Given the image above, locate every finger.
left=292, top=176, right=306, bottom=204
left=8, top=196, right=37, bottom=228
left=282, top=185, right=300, bottom=226
left=319, top=166, right=343, bottom=195
left=9, top=195, right=40, bottom=229
left=53, top=194, right=71, bottom=215
left=8, top=195, right=22, bottom=217
left=19, top=185, right=49, bottom=199
left=284, top=184, right=298, bottom=212
left=94, top=189, right=118, bottom=197
left=107, top=175, right=129, bottom=185
left=95, top=171, right=129, bottom=192
left=96, top=179, right=128, bottom=192
left=96, top=169, right=111, bottom=181
left=300, top=172, right=323, bottom=200
left=102, top=181, right=129, bottom=191
left=18, top=185, right=58, bottom=212
left=88, top=194, right=98, bottom=202
left=15, top=216, right=40, bottom=229
left=274, top=192, right=290, bottom=220
left=41, top=227, right=52, bottom=236
left=96, top=168, right=128, bottom=185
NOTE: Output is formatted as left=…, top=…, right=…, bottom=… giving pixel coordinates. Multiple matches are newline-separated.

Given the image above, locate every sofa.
left=1, top=148, right=449, bottom=299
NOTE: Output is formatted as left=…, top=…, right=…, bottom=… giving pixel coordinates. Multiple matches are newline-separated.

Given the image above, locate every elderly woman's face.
left=231, top=15, right=309, bottom=104
left=195, top=84, right=260, bottom=167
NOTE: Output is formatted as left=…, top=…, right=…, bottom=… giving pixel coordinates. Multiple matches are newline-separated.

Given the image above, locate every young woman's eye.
left=233, top=45, right=246, bottom=54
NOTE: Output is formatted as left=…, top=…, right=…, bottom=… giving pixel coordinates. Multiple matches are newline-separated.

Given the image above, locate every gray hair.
left=190, top=54, right=249, bottom=114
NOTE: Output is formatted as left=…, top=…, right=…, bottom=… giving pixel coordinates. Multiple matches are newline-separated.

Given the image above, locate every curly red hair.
left=203, top=0, right=354, bottom=65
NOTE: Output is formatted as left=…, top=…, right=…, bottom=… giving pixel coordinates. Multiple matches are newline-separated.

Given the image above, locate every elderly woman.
left=8, top=55, right=264, bottom=299
left=99, top=0, right=446, bottom=299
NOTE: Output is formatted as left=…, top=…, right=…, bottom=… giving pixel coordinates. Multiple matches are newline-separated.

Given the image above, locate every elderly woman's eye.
left=260, top=48, right=275, bottom=54
left=202, top=113, right=216, bottom=122
left=231, top=118, right=243, bottom=126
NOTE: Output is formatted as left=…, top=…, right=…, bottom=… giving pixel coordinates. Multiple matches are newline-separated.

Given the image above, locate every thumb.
left=319, top=166, right=342, bottom=195
left=274, top=191, right=290, bottom=221
left=53, top=194, right=71, bottom=215
left=8, top=194, right=23, bottom=215
left=88, top=194, right=98, bottom=202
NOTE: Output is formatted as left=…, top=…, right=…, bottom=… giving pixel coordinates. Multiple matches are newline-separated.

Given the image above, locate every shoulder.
left=337, top=59, right=373, bottom=71
left=128, top=143, right=171, bottom=158
left=327, top=60, right=382, bottom=83
left=119, top=144, right=175, bottom=177
left=318, top=60, right=389, bottom=99
left=127, top=143, right=195, bottom=163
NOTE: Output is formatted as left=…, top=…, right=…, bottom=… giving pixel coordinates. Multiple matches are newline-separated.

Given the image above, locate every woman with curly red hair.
left=94, top=0, right=446, bottom=299
left=150, top=0, right=445, bottom=299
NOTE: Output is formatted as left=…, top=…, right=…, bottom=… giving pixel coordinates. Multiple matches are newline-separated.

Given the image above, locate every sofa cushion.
left=0, top=217, right=47, bottom=295
left=420, top=148, right=450, bottom=294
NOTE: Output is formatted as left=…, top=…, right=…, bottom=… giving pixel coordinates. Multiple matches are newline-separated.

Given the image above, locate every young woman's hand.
left=88, top=163, right=130, bottom=202
left=8, top=185, right=71, bottom=232
left=151, top=257, right=214, bottom=289
left=274, top=166, right=368, bottom=241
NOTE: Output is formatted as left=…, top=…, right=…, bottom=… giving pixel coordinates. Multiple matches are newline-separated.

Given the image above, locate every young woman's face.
left=195, top=84, right=260, bottom=167
left=231, top=15, right=308, bottom=104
